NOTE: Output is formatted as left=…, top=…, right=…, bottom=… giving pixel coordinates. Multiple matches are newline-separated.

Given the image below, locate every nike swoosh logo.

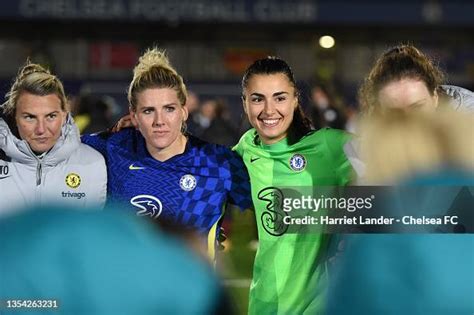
left=0, top=175, right=10, bottom=180
left=129, top=164, right=146, bottom=170
left=250, top=157, right=261, bottom=163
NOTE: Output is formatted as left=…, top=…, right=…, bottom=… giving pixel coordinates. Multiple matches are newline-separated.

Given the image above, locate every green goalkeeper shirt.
left=234, top=128, right=353, bottom=315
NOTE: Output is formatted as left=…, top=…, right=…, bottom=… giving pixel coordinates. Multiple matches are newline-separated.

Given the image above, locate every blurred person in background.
left=359, top=44, right=474, bottom=114
left=309, top=83, right=348, bottom=130
left=0, top=206, right=233, bottom=314
left=73, top=94, right=114, bottom=134
left=201, top=98, right=239, bottom=147
left=192, top=98, right=218, bottom=137
left=326, top=109, right=474, bottom=315
left=184, top=90, right=201, bottom=136
left=81, top=47, right=252, bottom=261
left=0, top=61, right=107, bottom=214
left=234, top=57, right=355, bottom=315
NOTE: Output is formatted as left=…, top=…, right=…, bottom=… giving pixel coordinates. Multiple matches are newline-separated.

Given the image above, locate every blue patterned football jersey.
left=82, top=129, right=252, bottom=256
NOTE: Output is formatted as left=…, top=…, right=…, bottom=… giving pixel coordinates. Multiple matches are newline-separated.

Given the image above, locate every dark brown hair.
left=359, top=45, right=445, bottom=114
left=242, top=56, right=312, bottom=144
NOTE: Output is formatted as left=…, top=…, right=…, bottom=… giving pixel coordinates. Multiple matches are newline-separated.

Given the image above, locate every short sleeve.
left=225, top=149, right=253, bottom=210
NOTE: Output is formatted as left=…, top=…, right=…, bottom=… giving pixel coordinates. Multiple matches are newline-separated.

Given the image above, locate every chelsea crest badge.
left=289, top=154, right=306, bottom=172
left=180, top=174, right=197, bottom=191
left=65, top=173, right=81, bottom=188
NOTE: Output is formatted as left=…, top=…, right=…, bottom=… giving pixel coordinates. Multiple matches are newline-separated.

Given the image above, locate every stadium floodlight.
left=319, top=35, right=335, bottom=49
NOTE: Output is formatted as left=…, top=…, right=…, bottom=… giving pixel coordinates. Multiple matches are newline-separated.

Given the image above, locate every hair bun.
left=133, top=47, right=176, bottom=79
left=17, top=61, right=50, bottom=81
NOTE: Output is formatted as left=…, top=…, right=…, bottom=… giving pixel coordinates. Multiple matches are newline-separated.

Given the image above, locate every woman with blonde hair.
left=0, top=61, right=107, bottom=213
left=82, top=47, right=252, bottom=258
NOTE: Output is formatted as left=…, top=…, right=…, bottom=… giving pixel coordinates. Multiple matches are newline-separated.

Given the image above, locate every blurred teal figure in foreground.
left=326, top=170, right=474, bottom=315
left=326, top=110, right=474, bottom=315
left=0, top=207, right=228, bottom=315
left=327, top=230, right=474, bottom=315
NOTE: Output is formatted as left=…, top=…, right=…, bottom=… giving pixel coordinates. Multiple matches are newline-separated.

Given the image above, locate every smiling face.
left=377, top=78, right=439, bottom=111
left=15, top=92, right=67, bottom=154
left=243, top=73, right=298, bottom=145
left=131, top=87, right=188, bottom=160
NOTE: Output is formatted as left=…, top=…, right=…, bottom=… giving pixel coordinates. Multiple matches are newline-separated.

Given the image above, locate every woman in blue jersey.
left=107, top=55, right=354, bottom=312
left=82, top=47, right=252, bottom=258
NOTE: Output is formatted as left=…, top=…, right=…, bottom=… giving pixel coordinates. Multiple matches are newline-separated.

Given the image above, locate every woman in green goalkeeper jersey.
left=234, top=57, right=354, bottom=315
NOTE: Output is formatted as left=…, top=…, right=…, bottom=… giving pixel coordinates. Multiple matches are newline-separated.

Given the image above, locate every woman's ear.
left=242, top=96, right=248, bottom=114
left=294, top=92, right=299, bottom=109
left=182, top=105, right=189, bottom=121
left=129, top=107, right=138, bottom=128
